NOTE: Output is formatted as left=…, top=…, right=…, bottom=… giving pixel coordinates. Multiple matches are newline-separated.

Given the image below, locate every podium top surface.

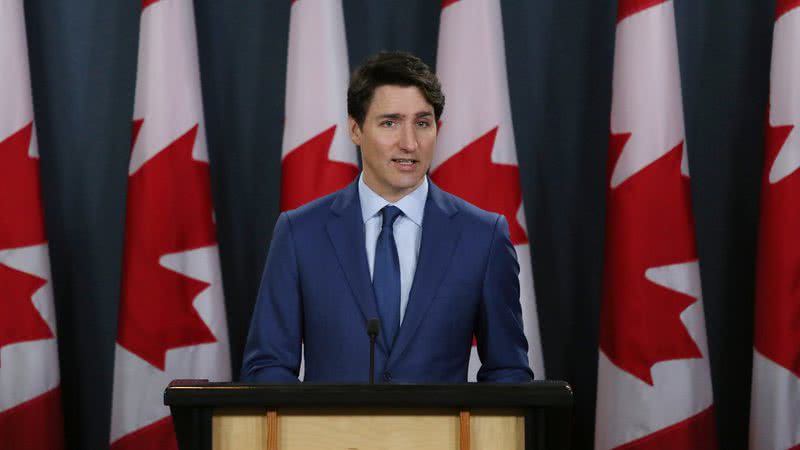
left=164, top=381, right=573, bottom=409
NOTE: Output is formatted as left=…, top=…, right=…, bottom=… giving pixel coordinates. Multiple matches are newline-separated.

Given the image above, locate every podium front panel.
left=212, top=407, right=526, bottom=450
left=165, top=382, right=573, bottom=450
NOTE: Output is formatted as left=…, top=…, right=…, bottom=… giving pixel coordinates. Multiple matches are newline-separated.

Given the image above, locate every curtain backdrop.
left=22, top=1, right=772, bottom=449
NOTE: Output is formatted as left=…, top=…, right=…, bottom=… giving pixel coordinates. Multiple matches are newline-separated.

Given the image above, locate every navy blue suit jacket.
left=241, top=179, right=533, bottom=383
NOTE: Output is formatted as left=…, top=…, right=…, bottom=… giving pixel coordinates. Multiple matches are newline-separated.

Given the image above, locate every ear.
left=348, top=116, right=362, bottom=146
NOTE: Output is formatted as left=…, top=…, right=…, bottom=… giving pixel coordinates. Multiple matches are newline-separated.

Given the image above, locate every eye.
left=380, top=120, right=396, bottom=128
left=416, top=121, right=431, bottom=128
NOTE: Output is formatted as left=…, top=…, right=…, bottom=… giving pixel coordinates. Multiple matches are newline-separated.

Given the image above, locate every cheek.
left=371, top=139, right=396, bottom=159
left=418, top=129, right=436, bottom=144
left=419, top=137, right=436, bottom=160
left=361, top=141, right=389, bottom=166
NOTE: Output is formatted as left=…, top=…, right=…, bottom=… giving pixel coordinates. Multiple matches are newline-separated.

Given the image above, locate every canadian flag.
left=0, top=2, right=65, bottom=449
left=594, top=1, right=717, bottom=448
left=110, top=1, right=231, bottom=449
left=432, top=0, right=545, bottom=380
left=750, top=2, right=800, bottom=450
left=280, top=0, right=358, bottom=212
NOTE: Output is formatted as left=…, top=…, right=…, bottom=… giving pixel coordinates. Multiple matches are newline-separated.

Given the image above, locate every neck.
left=362, top=175, right=424, bottom=203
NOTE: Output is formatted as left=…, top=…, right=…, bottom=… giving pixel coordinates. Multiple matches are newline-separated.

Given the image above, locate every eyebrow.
left=376, top=112, right=433, bottom=120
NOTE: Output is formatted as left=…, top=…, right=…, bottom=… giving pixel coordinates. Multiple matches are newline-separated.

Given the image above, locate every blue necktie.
left=373, top=205, right=403, bottom=350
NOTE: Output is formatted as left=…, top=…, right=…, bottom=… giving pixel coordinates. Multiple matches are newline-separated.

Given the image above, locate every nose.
left=399, top=123, right=419, bottom=152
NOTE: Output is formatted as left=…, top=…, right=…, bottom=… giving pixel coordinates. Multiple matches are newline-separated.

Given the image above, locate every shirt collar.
left=358, top=173, right=427, bottom=227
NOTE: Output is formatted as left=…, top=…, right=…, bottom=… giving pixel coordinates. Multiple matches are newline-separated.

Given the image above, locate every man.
left=241, top=52, right=532, bottom=383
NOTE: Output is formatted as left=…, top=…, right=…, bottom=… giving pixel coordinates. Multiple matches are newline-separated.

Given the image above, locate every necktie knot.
left=381, top=205, right=403, bottom=231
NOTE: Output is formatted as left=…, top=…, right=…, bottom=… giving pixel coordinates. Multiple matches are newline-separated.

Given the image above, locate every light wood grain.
left=212, top=408, right=265, bottom=450
left=211, top=407, right=525, bottom=450
left=279, top=408, right=458, bottom=450
left=471, top=408, right=525, bottom=450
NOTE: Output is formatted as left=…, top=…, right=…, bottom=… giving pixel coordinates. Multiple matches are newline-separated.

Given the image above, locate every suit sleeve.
left=240, top=212, right=303, bottom=383
left=475, top=214, right=535, bottom=383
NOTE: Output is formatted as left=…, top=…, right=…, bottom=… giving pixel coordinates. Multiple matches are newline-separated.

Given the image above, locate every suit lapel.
left=388, top=182, right=461, bottom=365
left=326, top=182, right=388, bottom=353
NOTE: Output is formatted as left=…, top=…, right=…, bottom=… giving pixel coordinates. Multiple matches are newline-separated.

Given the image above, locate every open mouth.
left=391, top=158, right=418, bottom=167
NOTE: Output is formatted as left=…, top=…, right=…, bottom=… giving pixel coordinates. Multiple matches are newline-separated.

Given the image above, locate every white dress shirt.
left=358, top=174, right=428, bottom=324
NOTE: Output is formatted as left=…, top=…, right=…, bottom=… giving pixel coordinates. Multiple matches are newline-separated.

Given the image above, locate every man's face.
left=349, top=85, right=436, bottom=202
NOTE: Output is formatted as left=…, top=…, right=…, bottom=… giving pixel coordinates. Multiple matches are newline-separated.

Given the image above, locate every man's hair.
left=347, top=51, right=445, bottom=127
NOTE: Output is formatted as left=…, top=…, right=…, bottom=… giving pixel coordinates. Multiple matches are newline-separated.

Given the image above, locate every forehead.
left=366, top=85, right=433, bottom=116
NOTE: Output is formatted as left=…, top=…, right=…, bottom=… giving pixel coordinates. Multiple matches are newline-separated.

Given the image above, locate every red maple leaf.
left=600, top=133, right=702, bottom=385
left=0, top=123, right=46, bottom=249
left=142, top=0, right=160, bottom=10
left=118, top=122, right=217, bottom=370
left=431, top=127, right=528, bottom=245
left=0, top=265, right=50, bottom=360
left=617, top=0, right=668, bottom=22
left=776, top=0, right=800, bottom=19
left=280, top=125, right=359, bottom=211
left=0, top=123, right=52, bottom=363
left=754, top=123, right=800, bottom=378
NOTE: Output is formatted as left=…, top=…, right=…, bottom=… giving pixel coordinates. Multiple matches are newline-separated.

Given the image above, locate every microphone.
left=367, top=319, right=380, bottom=384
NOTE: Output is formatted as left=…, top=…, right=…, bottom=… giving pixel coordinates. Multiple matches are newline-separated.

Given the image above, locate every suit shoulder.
left=438, top=188, right=502, bottom=229
left=283, top=189, right=340, bottom=224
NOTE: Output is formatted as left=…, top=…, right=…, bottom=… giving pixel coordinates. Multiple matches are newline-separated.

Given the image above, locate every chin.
left=392, top=175, right=425, bottom=190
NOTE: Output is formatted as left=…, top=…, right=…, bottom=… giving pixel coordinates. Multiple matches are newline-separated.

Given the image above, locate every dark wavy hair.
left=347, top=51, right=445, bottom=127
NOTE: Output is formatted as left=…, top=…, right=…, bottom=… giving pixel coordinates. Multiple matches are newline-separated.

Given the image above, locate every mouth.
left=391, top=158, right=418, bottom=168
left=392, top=158, right=419, bottom=172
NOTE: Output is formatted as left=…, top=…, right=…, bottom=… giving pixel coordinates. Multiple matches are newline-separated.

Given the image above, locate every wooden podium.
left=164, top=381, right=573, bottom=450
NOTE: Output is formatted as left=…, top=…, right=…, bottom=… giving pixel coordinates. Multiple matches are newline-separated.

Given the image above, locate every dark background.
left=21, top=1, right=772, bottom=449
